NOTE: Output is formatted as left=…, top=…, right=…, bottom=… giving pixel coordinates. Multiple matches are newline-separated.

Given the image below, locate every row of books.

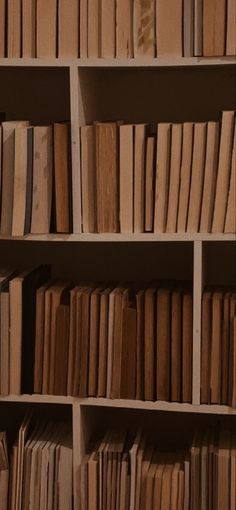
left=81, top=111, right=236, bottom=234
left=0, top=121, right=72, bottom=236
left=80, top=425, right=236, bottom=510
left=201, top=288, right=236, bottom=407
left=0, top=413, right=72, bottom=510
left=0, top=0, right=235, bottom=58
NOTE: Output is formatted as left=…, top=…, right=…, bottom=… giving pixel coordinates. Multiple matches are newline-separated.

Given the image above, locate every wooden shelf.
left=0, top=233, right=235, bottom=242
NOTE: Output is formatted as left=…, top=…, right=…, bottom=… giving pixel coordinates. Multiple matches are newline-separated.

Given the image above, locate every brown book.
left=133, top=0, right=155, bottom=57
left=97, top=288, right=110, bottom=397
left=183, top=0, right=194, bottom=56
left=228, top=294, right=236, bottom=406
left=145, top=136, right=155, bottom=232
left=136, top=289, right=145, bottom=400
left=135, top=435, right=146, bottom=510
left=230, top=432, right=236, bottom=509
left=166, top=124, right=182, bottom=233
left=160, top=461, right=174, bottom=509
left=54, top=304, right=70, bottom=395
left=81, top=125, right=97, bottom=233
left=182, top=291, right=193, bottom=403
left=144, top=287, right=156, bottom=401
left=110, top=288, right=129, bottom=399
left=7, top=0, right=21, bottom=57
left=100, top=0, right=115, bottom=57
left=177, top=469, right=185, bottom=510
left=144, top=458, right=158, bottom=510
left=156, top=0, right=182, bottom=56
left=67, top=286, right=80, bottom=396
left=119, top=125, right=134, bottom=233
left=0, top=291, right=10, bottom=396
left=153, top=463, right=165, bottom=509
left=88, top=288, right=102, bottom=397
left=54, top=123, right=71, bottom=233
left=194, top=0, right=203, bottom=56
left=177, top=123, right=194, bottom=232
left=58, top=0, right=79, bottom=57
left=154, top=123, right=171, bottom=233
left=210, top=291, right=223, bottom=404
left=187, top=123, right=207, bottom=232
left=116, top=0, right=133, bottom=58
left=226, top=0, right=236, bottom=55
left=22, top=0, right=36, bottom=57
left=212, top=111, right=235, bottom=232
left=31, top=126, right=53, bottom=234
left=201, top=291, right=212, bottom=404
left=88, top=0, right=100, bottom=58
left=134, top=125, right=146, bottom=233
left=79, top=0, right=88, bottom=57
left=106, top=287, right=120, bottom=398
left=120, top=306, right=137, bottom=399
left=36, top=0, right=57, bottom=58
left=12, top=127, right=30, bottom=236
left=78, top=287, right=93, bottom=398
left=96, top=123, right=119, bottom=233
left=203, top=0, right=226, bottom=56
left=71, top=288, right=84, bottom=396
left=200, top=122, right=220, bottom=233
left=34, top=282, right=51, bottom=394
left=0, top=0, right=5, bottom=57
left=156, top=288, right=171, bottom=401
left=88, top=451, right=99, bottom=510
left=171, top=290, right=182, bottom=402
left=224, top=120, right=236, bottom=233
left=171, top=461, right=181, bottom=510
left=217, top=429, right=231, bottom=508
left=231, top=313, right=236, bottom=407
left=139, top=446, right=154, bottom=509
left=221, top=292, right=231, bottom=404
left=190, top=432, right=201, bottom=510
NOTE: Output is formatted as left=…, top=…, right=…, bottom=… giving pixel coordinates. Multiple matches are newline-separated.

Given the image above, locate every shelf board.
left=0, top=394, right=74, bottom=405
left=0, top=57, right=235, bottom=68
left=0, top=233, right=235, bottom=242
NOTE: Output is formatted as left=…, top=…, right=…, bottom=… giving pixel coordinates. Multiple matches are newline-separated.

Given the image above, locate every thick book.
left=187, top=123, right=207, bottom=232
left=0, top=0, right=5, bottom=57
left=177, top=123, right=194, bottom=232
left=101, top=0, right=115, bottom=57
left=200, top=122, right=220, bottom=233
left=81, top=125, right=97, bottom=233
left=166, top=124, right=182, bottom=233
left=119, top=124, right=134, bottom=233
left=58, top=0, right=79, bottom=57
left=7, top=0, right=21, bottom=57
left=156, top=0, right=182, bottom=56
left=116, top=0, right=133, bottom=58
left=31, top=126, right=53, bottom=234
left=36, top=0, right=57, bottom=57
left=145, top=136, right=155, bottom=232
left=54, top=123, right=71, bottom=233
left=203, top=0, right=226, bottom=56
left=88, top=0, right=100, bottom=58
left=134, top=124, right=146, bottom=233
left=154, top=123, right=171, bottom=233
left=22, top=0, right=36, bottom=57
left=226, top=0, right=236, bottom=55
left=133, top=0, right=155, bottom=57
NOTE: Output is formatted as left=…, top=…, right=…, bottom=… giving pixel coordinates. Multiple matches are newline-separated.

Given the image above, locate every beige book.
left=78, top=287, right=94, bottom=398
left=1, top=121, right=29, bottom=235
left=134, top=124, right=146, bottom=233
left=67, top=286, right=80, bottom=396
left=54, top=123, right=71, bottom=233
left=101, top=0, right=115, bottom=57
left=57, top=437, right=73, bottom=510
left=12, top=127, right=29, bottom=236
left=58, top=0, right=79, bottom=57
left=177, top=123, right=194, bottom=232
left=134, top=0, right=155, bottom=57
left=187, top=123, right=207, bottom=232
left=183, top=0, right=194, bottom=56
left=22, top=0, right=36, bottom=57
left=212, top=111, right=235, bottom=232
left=203, top=0, right=226, bottom=56
left=200, top=122, right=220, bottom=233
left=120, top=125, right=134, bottom=233
left=224, top=121, right=236, bottom=233
left=156, top=0, right=182, bottom=56
left=145, top=136, right=155, bottom=232
left=7, top=0, right=21, bottom=57
left=81, top=125, right=96, bottom=233
left=210, top=292, right=223, bottom=404
left=116, top=0, right=133, bottom=57
left=154, top=123, right=171, bottom=233
left=31, top=126, right=53, bottom=234
left=9, top=276, right=23, bottom=394
left=80, top=0, right=88, bottom=57
left=226, top=0, right=236, bottom=55
left=194, top=0, right=203, bottom=56
left=88, top=0, right=100, bottom=57
left=166, top=124, right=182, bottom=233
left=0, top=0, right=5, bottom=57
left=36, top=0, right=57, bottom=57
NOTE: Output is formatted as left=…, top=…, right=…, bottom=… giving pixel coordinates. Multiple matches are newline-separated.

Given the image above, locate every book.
left=156, top=0, right=182, bottom=56
left=88, top=287, right=102, bottom=396
left=110, top=288, right=129, bottom=399
left=145, top=136, right=155, bottom=232
left=12, top=127, right=29, bottom=236
left=34, top=282, right=51, bottom=394
left=80, top=125, right=97, bottom=233
left=183, top=0, right=194, bottom=56
left=144, top=287, right=155, bottom=400
left=154, top=123, right=171, bottom=233
left=194, top=0, right=203, bottom=56
left=177, top=123, right=194, bottom=232
left=36, top=0, right=57, bottom=58
left=119, top=124, right=134, bottom=233
left=200, top=122, right=220, bottom=233
left=88, top=0, right=100, bottom=58
left=116, top=0, right=133, bottom=58
left=54, top=305, right=70, bottom=395
left=136, top=289, right=145, bottom=400
left=166, top=124, right=182, bottom=233
left=79, top=0, right=88, bottom=58
left=201, top=292, right=212, bottom=404
left=54, top=123, right=71, bottom=233
left=210, top=291, right=223, bottom=404
left=224, top=120, right=236, bottom=233
left=97, top=288, right=110, bottom=397
left=7, top=0, right=21, bottom=57
left=22, top=0, right=36, bottom=57
left=221, top=292, right=231, bottom=404
left=133, top=0, right=155, bottom=57
left=171, top=290, right=182, bottom=402
left=156, top=288, right=171, bottom=401
left=187, top=123, right=207, bottom=232
left=31, top=126, right=53, bottom=234
left=101, top=0, right=115, bottom=58
left=0, top=0, right=5, bottom=57
left=58, top=0, right=79, bottom=58
left=182, top=291, right=193, bottom=403
left=203, top=0, right=226, bottom=56
left=134, top=124, right=146, bottom=233
left=226, top=0, right=236, bottom=55
left=120, top=306, right=137, bottom=399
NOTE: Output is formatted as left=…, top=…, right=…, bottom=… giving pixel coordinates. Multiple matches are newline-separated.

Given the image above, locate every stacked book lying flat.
left=0, top=121, right=72, bottom=236
left=80, top=424, right=236, bottom=510
left=0, top=0, right=235, bottom=58
left=0, top=412, right=72, bottom=510
left=80, top=111, right=236, bottom=234
left=201, top=286, right=236, bottom=407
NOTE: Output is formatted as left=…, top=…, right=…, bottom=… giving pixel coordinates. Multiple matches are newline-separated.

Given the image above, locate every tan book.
left=135, top=435, right=146, bottom=510
left=88, top=0, right=100, bottom=58
left=31, top=126, right=53, bottom=234
left=154, top=123, right=171, bottom=233
left=182, top=291, right=193, bottom=403
left=145, top=136, right=155, bottom=232
left=0, top=0, right=5, bottom=57
left=12, top=127, right=29, bottom=236
left=120, top=306, right=137, bottom=399
left=0, top=292, right=10, bottom=396
left=1, top=121, right=29, bottom=235
left=97, top=288, right=110, bottom=397
left=171, top=290, right=182, bottom=402
left=9, top=272, right=25, bottom=394
left=22, top=0, right=36, bottom=57
left=81, top=125, right=97, bottom=233
left=88, top=288, right=102, bottom=397
left=153, top=463, right=165, bottom=509
left=203, top=0, right=226, bottom=56
left=54, top=123, right=71, bottom=233
left=210, top=291, right=223, bottom=404
left=187, top=123, right=207, bottom=232
left=96, top=122, right=119, bottom=233
left=200, top=430, right=209, bottom=510
left=36, top=0, right=57, bottom=58
left=129, top=429, right=143, bottom=510
left=133, top=0, right=155, bottom=57
left=226, top=0, right=236, bottom=55
left=156, top=288, right=171, bottom=401
left=200, top=122, right=220, bottom=233
left=110, top=288, right=129, bottom=399
left=101, top=0, right=115, bottom=57
left=160, top=462, right=174, bottom=509
left=156, top=0, right=182, bottom=56
left=106, top=287, right=120, bottom=398
left=194, top=0, right=203, bottom=56
left=58, top=0, right=79, bottom=57
left=221, top=292, right=231, bottom=404
left=190, top=432, right=201, bottom=510
left=144, top=458, right=158, bottom=510
left=212, top=111, right=235, bottom=232
left=116, top=0, right=133, bottom=58
left=7, top=0, right=21, bottom=57
left=88, top=451, right=99, bottom=510
left=166, top=124, right=182, bottom=233
left=134, top=124, right=146, bottom=233
left=67, top=286, right=80, bottom=396
left=177, top=123, right=194, bottom=232
left=177, top=469, right=184, bottom=510
left=171, top=462, right=181, bottom=510
left=201, top=291, right=212, bottom=404
left=136, top=289, right=145, bottom=400
left=224, top=121, right=236, bottom=233
left=120, top=124, right=134, bottom=233
left=144, top=287, right=155, bottom=401
left=119, top=453, right=130, bottom=510
left=183, top=0, right=194, bottom=56
left=184, top=454, right=190, bottom=510
left=79, top=287, right=93, bottom=398
left=54, top=305, right=70, bottom=395
left=80, top=0, right=88, bottom=58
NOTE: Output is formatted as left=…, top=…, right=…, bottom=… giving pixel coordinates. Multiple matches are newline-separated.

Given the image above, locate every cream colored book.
left=0, top=0, right=6, bottom=57
left=212, top=111, right=235, bottom=232
left=145, top=136, right=155, bottom=232
left=58, top=0, right=79, bottom=57
left=226, top=0, right=236, bottom=55
left=116, top=0, right=133, bottom=58
left=31, top=126, right=53, bottom=234
left=154, top=123, right=171, bottom=233
left=203, top=0, right=226, bottom=56
left=200, top=122, right=220, bottom=233
left=80, top=0, right=88, bottom=57
left=166, top=124, right=182, bottom=233
left=22, top=0, right=36, bottom=57
left=187, top=123, right=207, bottom=232
left=7, top=0, right=21, bottom=57
left=134, top=124, right=146, bottom=233
left=156, top=0, right=182, bottom=56
left=101, top=0, right=115, bottom=57
left=224, top=120, right=236, bottom=233
left=177, top=123, right=194, bottom=232
left=120, top=124, right=134, bottom=233
left=36, top=0, right=57, bottom=57
left=134, top=0, right=155, bottom=57
left=88, top=0, right=100, bottom=57
left=81, top=125, right=96, bottom=233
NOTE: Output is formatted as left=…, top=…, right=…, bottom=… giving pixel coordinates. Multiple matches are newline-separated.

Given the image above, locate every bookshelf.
left=0, top=10, right=236, bottom=509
